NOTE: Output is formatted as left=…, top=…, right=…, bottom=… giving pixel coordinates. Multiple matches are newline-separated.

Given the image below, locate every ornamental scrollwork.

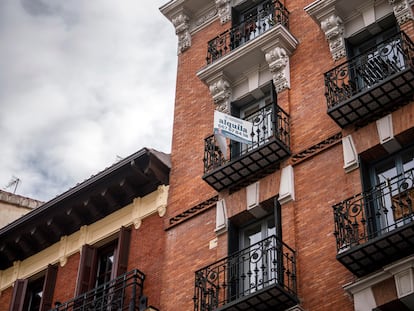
left=265, top=47, right=290, bottom=92
left=172, top=13, right=191, bottom=53
left=389, top=0, right=414, bottom=25
left=321, top=14, right=345, bottom=61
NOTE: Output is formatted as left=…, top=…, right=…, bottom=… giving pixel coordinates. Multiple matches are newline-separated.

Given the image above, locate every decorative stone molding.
left=384, top=255, right=414, bottom=299
left=215, top=199, right=228, bottom=235
left=198, top=25, right=298, bottom=102
left=394, top=268, right=414, bottom=298
left=132, top=185, right=169, bottom=229
left=246, top=182, right=267, bottom=218
left=209, top=76, right=232, bottom=113
left=292, top=132, right=342, bottom=165
left=345, top=256, right=414, bottom=311
left=389, top=0, right=414, bottom=25
left=172, top=13, right=191, bottom=54
left=278, top=165, right=295, bottom=205
left=304, top=0, right=345, bottom=61
left=168, top=196, right=219, bottom=228
left=193, top=7, right=218, bottom=31
left=161, top=1, right=218, bottom=36
left=59, top=236, right=68, bottom=267
left=156, top=184, right=168, bottom=217
left=215, top=0, right=231, bottom=24
left=342, top=135, right=359, bottom=173
left=376, top=114, right=401, bottom=153
left=321, top=13, right=346, bottom=60
left=264, top=46, right=290, bottom=93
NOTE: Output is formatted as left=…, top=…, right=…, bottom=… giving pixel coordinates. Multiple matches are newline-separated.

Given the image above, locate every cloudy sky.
left=0, top=0, right=177, bottom=201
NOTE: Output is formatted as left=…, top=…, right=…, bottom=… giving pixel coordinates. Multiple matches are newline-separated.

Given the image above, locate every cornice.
left=197, top=25, right=298, bottom=84
left=0, top=185, right=169, bottom=293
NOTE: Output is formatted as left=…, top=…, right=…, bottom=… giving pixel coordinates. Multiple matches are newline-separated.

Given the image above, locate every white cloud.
left=0, top=0, right=177, bottom=201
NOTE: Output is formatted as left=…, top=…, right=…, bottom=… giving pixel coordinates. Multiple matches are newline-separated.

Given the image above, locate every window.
left=345, top=15, right=400, bottom=92
left=231, top=0, right=279, bottom=48
left=230, top=81, right=278, bottom=158
left=9, top=265, right=58, bottom=311
left=75, top=226, right=131, bottom=295
left=362, top=146, right=414, bottom=235
left=95, top=243, right=116, bottom=288
left=228, top=198, right=282, bottom=297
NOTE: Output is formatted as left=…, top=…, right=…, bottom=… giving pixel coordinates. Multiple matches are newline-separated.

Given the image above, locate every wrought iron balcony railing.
left=53, top=269, right=145, bottom=311
left=333, top=167, right=414, bottom=276
left=203, top=103, right=290, bottom=174
left=206, top=0, right=289, bottom=64
left=324, top=31, right=414, bottom=128
left=194, top=235, right=297, bottom=311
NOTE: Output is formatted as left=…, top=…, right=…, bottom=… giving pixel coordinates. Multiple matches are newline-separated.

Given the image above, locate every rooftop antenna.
left=5, top=176, right=21, bottom=194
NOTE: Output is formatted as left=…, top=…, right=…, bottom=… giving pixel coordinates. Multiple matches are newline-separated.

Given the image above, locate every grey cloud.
left=0, top=0, right=177, bottom=201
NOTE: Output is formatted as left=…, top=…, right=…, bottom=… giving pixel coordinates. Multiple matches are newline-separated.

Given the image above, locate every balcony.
left=54, top=269, right=145, bottom=311
left=333, top=168, right=414, bottom=277
left=202, top=104, right=290, bottom=192
left=194, top=235, right=298, bottom=311
left=324, top=31, right=414, bottom=128
left=206, top=0, right=289, bottom=65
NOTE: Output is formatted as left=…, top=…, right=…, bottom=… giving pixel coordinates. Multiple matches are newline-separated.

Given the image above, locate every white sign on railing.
left=213, top=110, right=253, bottom=145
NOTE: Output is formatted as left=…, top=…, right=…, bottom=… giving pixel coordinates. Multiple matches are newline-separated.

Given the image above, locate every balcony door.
left=347, top=19, right=399, bottom=92
left=231, top=81, right=277, bottom=159
left=231, top=0, right=274, bottom=47
left=239, top=97, right=273, bottom=154
left=238, top=215, right=279, bottom=296
left=367, top=147, right=414, bottom=234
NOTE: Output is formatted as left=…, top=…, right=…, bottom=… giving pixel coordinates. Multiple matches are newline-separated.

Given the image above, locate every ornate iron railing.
left=203, top=103, right=290, bottom=173
left=193, top=235, right=296, bottom=311
left=206, top=0, right=289, bottom=64
left=53, top=269, right=145, bottom=311
left=324, top=31, right=414, bottom=109
left=333, top=167, right=414, bottom=253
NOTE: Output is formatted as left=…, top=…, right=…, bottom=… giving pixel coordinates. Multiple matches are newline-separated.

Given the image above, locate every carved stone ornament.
left=389, top=0, right=414, bottom=25
left=209, top=78, right=232, bottom=113
left=172, top=13, right=191, bottom=53
left=215, top=0, right=231, bottom=24
left=321, top=14, right=346, bottom=61
left=265, top=47, right=290, bottom=93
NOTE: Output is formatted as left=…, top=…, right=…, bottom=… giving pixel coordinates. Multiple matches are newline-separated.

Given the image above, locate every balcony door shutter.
left=39, top=264, right=58, bottom=311
left=270, top=80, right=278, bottom=133
left=112, top=226, right=131, bottom=278
left=75, top=244, right=97, bottom=295
left=9, top=279, right=28, bottom=311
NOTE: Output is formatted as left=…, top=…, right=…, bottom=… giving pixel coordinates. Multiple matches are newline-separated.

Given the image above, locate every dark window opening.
left=75, top=226, right=131, bottom=296
left=95, top=242, right=116, bottom=288
left=227, top=197, right=284, bottom=299
left=230, top=81, right=278, bottom=159
left=9, top=265, right=58, bottom=311
left=346, top=14, right=398, bottom=58
left=361, top=145, right=414, bottom=236
left=228, top=196, right=281, bottom=254
left=24, top=277, right=44, bottom=311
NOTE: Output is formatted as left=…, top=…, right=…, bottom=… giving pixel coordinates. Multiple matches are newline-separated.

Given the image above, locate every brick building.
left=160, top=0, right=414, bottom=310
left=0, top=148, right=170, bottom=311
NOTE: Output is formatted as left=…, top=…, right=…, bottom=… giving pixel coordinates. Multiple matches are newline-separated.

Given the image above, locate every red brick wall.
left=128, top=213, right=166, bottom=309
left=162, top=1, right=414, bottom=311
left=166, top=19, right=226, bottom=221
left=160, top=208, right=217, bottom=311
left=52, top=252, right=80, bottom=305
left=0, top=286, right=12, bottom=311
